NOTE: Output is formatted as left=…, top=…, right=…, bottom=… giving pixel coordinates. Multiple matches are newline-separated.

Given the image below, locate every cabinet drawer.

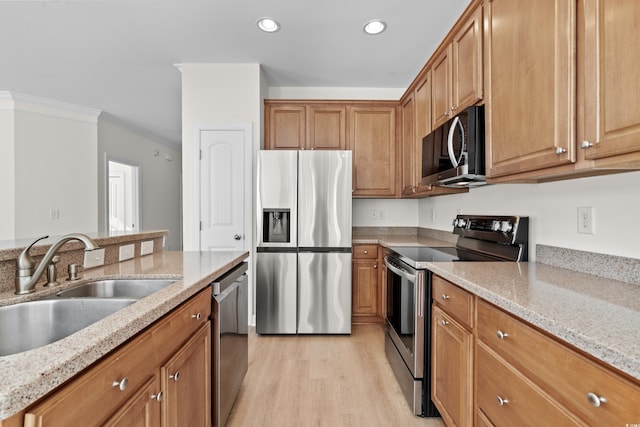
left=478, top=299, right=640, bottom=426
left=25, top=328, right=160, bottom=426
left=477, top=343, right=582, bottom=427
left=353, top=244, right=378, bottom=259
left=24, top=288, right=212, bottom=426
left=432, top=275, right=474, bottom=328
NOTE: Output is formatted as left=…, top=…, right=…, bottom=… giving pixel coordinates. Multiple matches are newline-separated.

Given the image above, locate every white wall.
left=418, top=171, right=640, bottom=260
left=0, top=101, right=15, bottom=239
left=0, top=93, right=100, bottom=240
left=353, top=199, right=419, bottom=227
left=267, top=87, right=404, bottom=100
left=181, top=63, right=262, bottom=250
left=98, top=117, right=182, bottom=250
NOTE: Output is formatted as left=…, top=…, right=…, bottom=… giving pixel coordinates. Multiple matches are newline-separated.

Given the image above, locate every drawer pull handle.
left=112, top=377, right=128, bottom=391
left=439, top=319, right=449, bottom=327
left=169, top=372, right=181, bottom=382
left=496, top=330, right=509, bottom=340
left=586, top=392, right=607, bottom=407
left=192, top=313, right=202, bottom=320
left=496, top=396, right=509, bottom=406
left=441, top=294, right=450, bottom=300
left=151, top=391, right=163, bottom=402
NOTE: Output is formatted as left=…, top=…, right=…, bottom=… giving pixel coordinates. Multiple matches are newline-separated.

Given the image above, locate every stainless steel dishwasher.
left=211, top=262, right=248, bottom=427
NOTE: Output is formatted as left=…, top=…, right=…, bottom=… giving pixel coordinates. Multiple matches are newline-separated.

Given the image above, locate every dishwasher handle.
left=211, top=262, right=248, bottom=295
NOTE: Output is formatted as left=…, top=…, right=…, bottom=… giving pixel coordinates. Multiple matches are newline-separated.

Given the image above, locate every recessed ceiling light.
left=363, top=19, right=386, bottom=35
left=257, top=17, right=281, bottom=33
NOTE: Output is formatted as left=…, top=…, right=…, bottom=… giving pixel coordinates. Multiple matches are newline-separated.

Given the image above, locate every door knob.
left=234, top=234, right=241, bottom=240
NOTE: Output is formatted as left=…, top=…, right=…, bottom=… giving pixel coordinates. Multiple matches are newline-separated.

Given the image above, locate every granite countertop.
left=427, top=261, right=640, bottom=382
left=0, top=250, right=248, bottom=420
left=352, top=234, right=454, bottom=248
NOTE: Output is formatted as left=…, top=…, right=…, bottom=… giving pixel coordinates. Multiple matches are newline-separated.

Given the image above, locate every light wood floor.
left=226, top=324, right=444, bottom=427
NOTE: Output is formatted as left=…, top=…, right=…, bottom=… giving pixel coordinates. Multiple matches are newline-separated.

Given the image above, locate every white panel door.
left=200, top=130, right=245, bottom=251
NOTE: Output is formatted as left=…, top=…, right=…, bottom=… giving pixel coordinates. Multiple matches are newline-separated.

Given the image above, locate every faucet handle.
left=16, top=235, right=49, bottom=275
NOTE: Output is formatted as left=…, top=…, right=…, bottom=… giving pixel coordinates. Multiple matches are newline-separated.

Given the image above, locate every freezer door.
left=257, top=150, right=298, bottom=248
left=256, top=252, right=297, bottom=334
left=298, top=251, right=351, bottom=334
left=298, top=151, right=352, bottom=248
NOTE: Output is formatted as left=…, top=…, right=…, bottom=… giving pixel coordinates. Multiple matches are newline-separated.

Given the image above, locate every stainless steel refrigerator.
left=256, top=150, right=352, bottom=334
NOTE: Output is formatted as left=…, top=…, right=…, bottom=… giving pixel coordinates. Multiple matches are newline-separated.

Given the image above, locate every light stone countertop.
left=352, top=234, right=454, bottom=248
left=0, top=250, right=248, bottom=420
left=427, top=261, right=640, bottom=382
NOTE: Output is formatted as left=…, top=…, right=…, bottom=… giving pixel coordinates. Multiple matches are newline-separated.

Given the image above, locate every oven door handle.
left=384, top=256, right=416, bottom=283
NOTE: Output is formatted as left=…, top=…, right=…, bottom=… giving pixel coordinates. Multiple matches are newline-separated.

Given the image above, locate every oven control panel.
left=452, top=215, right=528, bottom=246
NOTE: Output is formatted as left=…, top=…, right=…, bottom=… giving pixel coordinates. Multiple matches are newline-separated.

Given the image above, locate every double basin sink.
left=0, top=279, right=177, bottom=357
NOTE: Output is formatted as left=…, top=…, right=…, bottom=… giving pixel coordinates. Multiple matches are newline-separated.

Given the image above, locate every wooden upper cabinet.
left=401, top=93, right=416, bottom=196
left=431, top=47, right=453, bottom=129
left=350, top=105, right=398, bottom=197
left=582, top=0, right=640, bottom=162
left=264, top=102, right=346, bottom=150
left=485, top=0, right=576, bottom=178
left=265, top=105, right=306, bottom=150
left=307, top=105, right=347, bottom=150
left=432, top=4, right=483, bottom=130
left=452, top=6, right=483, bottom=113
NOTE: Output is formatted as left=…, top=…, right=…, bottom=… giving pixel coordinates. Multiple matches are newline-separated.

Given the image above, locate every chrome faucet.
left=15, top=233, right=100, bottom=295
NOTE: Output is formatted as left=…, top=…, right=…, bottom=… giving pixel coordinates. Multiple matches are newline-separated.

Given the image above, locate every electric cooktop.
left=388, top=246, right=504, bottom=269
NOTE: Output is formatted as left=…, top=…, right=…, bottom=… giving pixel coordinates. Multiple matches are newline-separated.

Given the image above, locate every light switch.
left=84, top=248, right=105, bottom=268
left=141, top=240, right=154, bottom=255
left=119, top=244, right=135, bottom=261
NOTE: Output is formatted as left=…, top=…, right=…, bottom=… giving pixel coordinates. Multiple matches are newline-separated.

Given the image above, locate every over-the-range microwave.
left=421, top=105, right=486, bottom=188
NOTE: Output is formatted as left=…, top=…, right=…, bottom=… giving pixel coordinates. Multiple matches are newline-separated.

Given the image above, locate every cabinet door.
left=432, top=306, right=473, bottom=427
left=352, top=259, right=382, bottom=323
left=307, top=105, right=346, bottom=149
left=350, top=106, right=397, bottom=197
left=161, top=323, right=211, bottom=427
left=582, top=0, right=640, bottom=161
left=432, top=46, right=453, bottom=129
left=401, top=93, right=416, bottom=196
left=103, top=376, right=162, bottom=427
left=452, top=6, right=483, bottom=112
left=485, top=0, right=575, bottom=178
left=266, top=105, right=306, bottom=149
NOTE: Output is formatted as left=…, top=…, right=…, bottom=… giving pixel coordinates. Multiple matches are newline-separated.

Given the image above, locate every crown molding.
left=0, top=91, right=101, bottom=124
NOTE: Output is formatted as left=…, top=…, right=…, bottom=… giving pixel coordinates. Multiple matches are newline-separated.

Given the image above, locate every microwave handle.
left=447, top=115, right=465, bottom=167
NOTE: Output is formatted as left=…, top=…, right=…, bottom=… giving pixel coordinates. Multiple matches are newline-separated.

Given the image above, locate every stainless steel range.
left=384, top=215, right=529, bottom=417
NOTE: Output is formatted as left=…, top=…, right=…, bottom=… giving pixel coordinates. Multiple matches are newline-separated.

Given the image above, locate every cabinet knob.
left=581, top=140, right=594, bottom=149
left=496, top=396, right=509, bottom=406
left=364, top=250, right=368, bottom=254
left=439, top=319, right=449, bottom=327
left=496, top=330, right=509, bottom=340
left=444, top=111, right=450, bottom=117
left=555, top=147, right=567, bottom=154
left=112, top=377, right=129, bottom=391
left=441, top=294, right=450, bottom=301
left=192, top=313, right=202, bottom=320
left=169, top=372, right=181, bottom=382
left=373, top=264, right=377, bottom=269
left=451, top=106, right=457, bottom=112
left=586, top=392, right=607, bottom=408
left=151, top=391, right=163, bottom=402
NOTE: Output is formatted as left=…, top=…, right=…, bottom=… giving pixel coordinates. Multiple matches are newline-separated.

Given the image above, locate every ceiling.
left=0, top=0, right=471, bottom=146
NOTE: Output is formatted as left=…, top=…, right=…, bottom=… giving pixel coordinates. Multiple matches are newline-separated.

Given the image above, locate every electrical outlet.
left=577, top=206, right=595, bottom=234
left=49, top=209, right=60, bottom=220
left=119, top=244, right=135, bottom=261
left=370, top=210, right=378, bottom=220
left=84, top=248, right=105, bottom=268
left=430, top=209, right=436, bottom=222
left=379, top=210, right=385, bottom=220
left=141, top=240, right=154, bottom=255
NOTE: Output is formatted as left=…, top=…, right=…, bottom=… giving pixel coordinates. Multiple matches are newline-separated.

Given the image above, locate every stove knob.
left=452, top=219, right=458, bottom=227
left=491, top=220, right=501, bottom=232
left=457, top=218, right=467, bottom=228
left=500, top=221, right=513, bottom=233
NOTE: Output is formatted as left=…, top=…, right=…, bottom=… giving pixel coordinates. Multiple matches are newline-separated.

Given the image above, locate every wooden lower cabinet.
left=432, top=307, right=473, bottom=427
left=23, top=288, right=212, bottom=427
left=351, top=244, right=384, bottom=324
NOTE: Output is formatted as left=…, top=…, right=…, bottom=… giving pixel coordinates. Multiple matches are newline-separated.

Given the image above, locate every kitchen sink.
left=54, top=279, right=178, bottom=299
left=0, top=298, right=136, bottom=356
